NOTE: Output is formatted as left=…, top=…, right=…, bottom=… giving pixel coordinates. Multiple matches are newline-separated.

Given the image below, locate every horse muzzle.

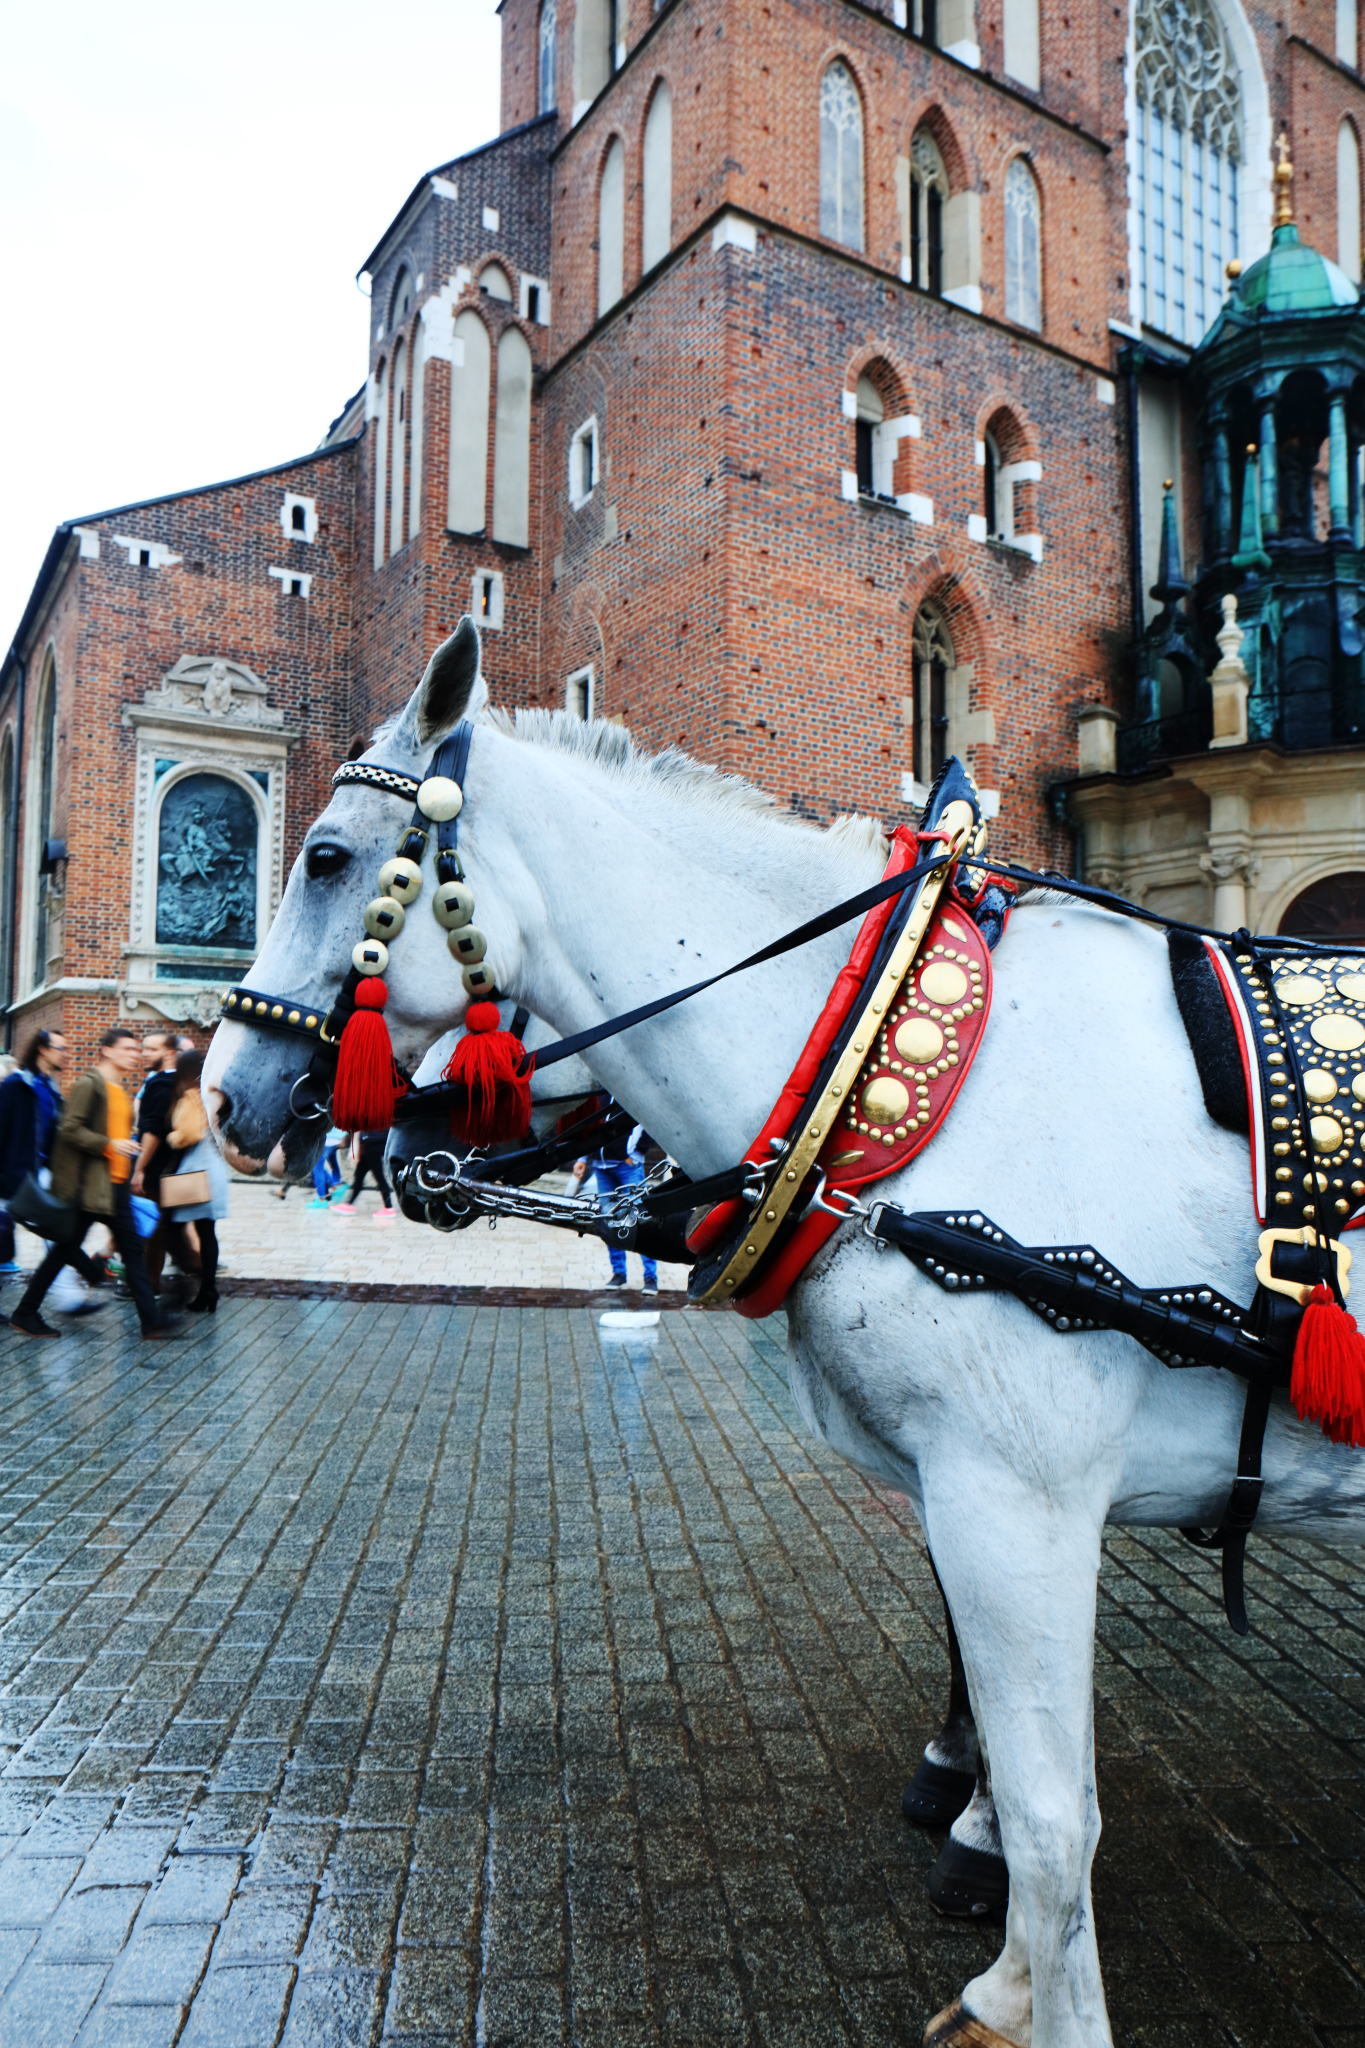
left=204, top=1020, right=328, bottom=1183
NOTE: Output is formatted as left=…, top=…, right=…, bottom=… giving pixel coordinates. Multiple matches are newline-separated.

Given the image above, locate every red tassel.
left=1290, top=1283, right=1365, bottom=1448
left=444, top=1000, right=533, bottom=1146
left=332, top=978, right=400, bottom=1132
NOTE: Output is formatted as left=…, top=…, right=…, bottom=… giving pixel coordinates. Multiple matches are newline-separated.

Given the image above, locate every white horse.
left=206, top=625, right=1365, bottom=2047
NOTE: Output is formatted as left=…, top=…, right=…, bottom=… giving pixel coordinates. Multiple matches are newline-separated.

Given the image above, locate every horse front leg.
left=922, top=1482, right=1111, bottom=2048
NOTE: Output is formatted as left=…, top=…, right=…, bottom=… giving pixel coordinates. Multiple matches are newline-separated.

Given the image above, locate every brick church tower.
left=6, top=0, right=1365, bottom=1063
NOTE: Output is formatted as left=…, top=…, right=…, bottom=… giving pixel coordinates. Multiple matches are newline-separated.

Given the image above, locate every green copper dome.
left=1232, top=223, right=1359, bottom=317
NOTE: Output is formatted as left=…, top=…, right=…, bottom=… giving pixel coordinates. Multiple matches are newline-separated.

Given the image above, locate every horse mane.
left=477, top=706, right=889, bottom=856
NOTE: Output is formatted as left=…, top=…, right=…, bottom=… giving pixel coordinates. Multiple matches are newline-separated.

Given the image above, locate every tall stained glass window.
left=1133, top=0, right=1242, bottom=345
left=819, top=62, right=864, bottom=250
left=539, top=0, right=557, bottom=115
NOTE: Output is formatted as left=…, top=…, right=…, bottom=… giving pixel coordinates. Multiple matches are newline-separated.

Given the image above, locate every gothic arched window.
left=449, top=311, right=491, bottom=535
left=1133, top=0, right=1242, bottom=345
left=29, top=657, right=58, bottom=992
left=911, top=605, right=953, bottom=790
left=539, top=0, right=557, bottom=114
left=1340, top=120, right=1362, bottom=282
left=819, top=62, right=864, bottom=251
left=909, top=130, right=947, bottom=295
left=372, top=357, right=388, bottom=569
left=389, top=339, right=408, bottom=556
left=1005, top=157, right=1042, bottom=330
left=598, top=137, right=625, bottom=314
left=642, top=81, right=673, bottom=271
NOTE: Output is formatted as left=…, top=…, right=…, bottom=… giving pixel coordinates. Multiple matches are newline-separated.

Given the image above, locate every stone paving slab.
left=0, top=1297, right=1361, bottom=2045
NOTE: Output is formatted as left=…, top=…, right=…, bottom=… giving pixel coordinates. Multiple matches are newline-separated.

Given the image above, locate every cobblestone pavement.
left=0, top=1298, right=1363, bottom=2047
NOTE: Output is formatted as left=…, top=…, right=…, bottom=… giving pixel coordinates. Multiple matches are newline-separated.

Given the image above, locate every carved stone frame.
left=120, top=658, right=299, bottom=1026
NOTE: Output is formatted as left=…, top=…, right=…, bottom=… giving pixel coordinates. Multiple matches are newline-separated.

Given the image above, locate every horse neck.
left=472, top=735, right=887, bottom=1175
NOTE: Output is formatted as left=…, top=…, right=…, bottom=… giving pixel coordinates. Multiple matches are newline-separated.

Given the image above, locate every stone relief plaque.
left=155, top=772, right=257, bottom=950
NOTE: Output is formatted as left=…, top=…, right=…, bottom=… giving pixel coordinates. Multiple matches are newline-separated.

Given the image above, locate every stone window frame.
left=20, top=647, right=60, bottom=999
left=473, top=568, right=506, bottom=630
left=598, top=133, right=627, bottom=314
left=569, top=415, right=600, bottom=510
left=1003, top=153, right=1043, bottom=332
left=566, top=664, right=595, bottom=720
left=279, top=492, right=318, bottom=543
left=539, top=0, right=557, bottom=114
left=819, top=57, right=866, bottom=253
left=121, top=658, right=299, bottom=1024
left=641, top=77, right=674, bottom=274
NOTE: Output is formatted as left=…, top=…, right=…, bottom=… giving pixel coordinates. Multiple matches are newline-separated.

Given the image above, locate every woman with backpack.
left=157, top=1048, right=230, bottom=1314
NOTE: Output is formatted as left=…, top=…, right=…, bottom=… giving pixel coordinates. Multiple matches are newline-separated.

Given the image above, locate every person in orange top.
left=8, top=1025, right=178, bottom=1341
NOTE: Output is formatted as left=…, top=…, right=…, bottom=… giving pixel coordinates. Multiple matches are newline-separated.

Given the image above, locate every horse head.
left=204, top=617, right=487, bottom=1178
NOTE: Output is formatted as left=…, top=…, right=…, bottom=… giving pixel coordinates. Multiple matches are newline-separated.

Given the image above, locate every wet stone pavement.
left=0, top=1299, right=1362, bottom=2048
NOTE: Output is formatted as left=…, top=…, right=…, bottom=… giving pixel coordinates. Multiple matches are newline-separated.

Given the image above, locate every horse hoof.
left=927, top=1838, right=1009, bottom=1924
left=923, top=1998, right=1021, bottom=2048
left=902, top=1756, right=977, bottom=1827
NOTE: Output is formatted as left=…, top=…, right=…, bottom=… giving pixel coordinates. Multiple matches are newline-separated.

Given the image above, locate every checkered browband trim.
left=330, top=761, right=421, bottom=799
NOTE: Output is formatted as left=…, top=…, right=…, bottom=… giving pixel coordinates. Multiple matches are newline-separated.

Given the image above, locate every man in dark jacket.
left=8, top=1026, right=177, bottom=1341
left=0, top=1030, right=107, bottom=1298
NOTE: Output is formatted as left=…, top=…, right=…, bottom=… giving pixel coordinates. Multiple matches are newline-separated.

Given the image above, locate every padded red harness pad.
left=688, top=826, right=1001, bottom=1318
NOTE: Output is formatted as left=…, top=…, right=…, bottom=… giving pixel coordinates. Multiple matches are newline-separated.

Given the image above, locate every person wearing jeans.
left=8, top=1026, right=178, bottom=1341
left=0, top=1028, right=108, bottom=1301
left=575, top=1121, right=658, bottom=1293
left=309, top=1127, right=345, bottom=1208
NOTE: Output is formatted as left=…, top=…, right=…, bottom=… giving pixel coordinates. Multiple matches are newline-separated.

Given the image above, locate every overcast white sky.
left=0, top=0, right=502, bottom=645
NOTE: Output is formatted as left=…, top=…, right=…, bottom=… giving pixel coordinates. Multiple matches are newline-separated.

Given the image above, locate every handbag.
left=160, top=1169, right=211, bottom=1210
left=7, top=1171, right=81, bottom=1243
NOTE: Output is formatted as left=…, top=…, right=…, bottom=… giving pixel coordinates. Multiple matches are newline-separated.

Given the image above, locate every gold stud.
left=271, top=1004, right=283, bottom=1019
left=288, top=1010, right=300, bottom=1024
left=305, top=1015, right=317, bottom=1029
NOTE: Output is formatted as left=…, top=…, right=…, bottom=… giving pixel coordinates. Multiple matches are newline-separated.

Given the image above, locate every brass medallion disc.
left=861, top=1076, right=912, bottom=1126
left=920, top=961, right=969, bottom=1004
left=1336, top=973, right=1365, bottom=1001
left=1311, top=1114, right=1346, bottom=1153
left=1303, top=1068, right=1339, bottom=1104
left=894, top=1018, right=945, bottom=1063
left=1311, top=1014, right=1365, bottom=1052
left=1275, top=975, right=1327, bottom=1006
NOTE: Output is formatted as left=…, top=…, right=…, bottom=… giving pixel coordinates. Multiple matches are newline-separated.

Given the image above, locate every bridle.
left=220, top=723, right=484, bottom=1125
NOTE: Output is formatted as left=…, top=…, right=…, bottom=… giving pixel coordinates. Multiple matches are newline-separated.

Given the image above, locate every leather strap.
left=1181, top=1379, right=1273, bottom=1635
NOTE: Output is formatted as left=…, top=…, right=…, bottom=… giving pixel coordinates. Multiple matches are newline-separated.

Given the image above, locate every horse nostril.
left=207, top=1086, right=230, bottom=1131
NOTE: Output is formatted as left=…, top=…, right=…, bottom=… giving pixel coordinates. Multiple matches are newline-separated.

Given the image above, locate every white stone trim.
left=941, top=282, right=983, bottom=314
left=268, top=566, right=313, bottom=597
left=519, top=274, right=551, bottom=324
left=121, top=657, right=297, bottom=998
left=841, top=469, right=859, bottom=501
left=472, top=568, right=505, bottom=629
left=279, top=492, right=318, bottom=543
left=841, top=389, right=858, bottom=419
left=1096, top=377, right=1117, bottom=405
left=967, top=513, right=988, bottom=542
left=712, top=212, right=758, bottom=253
left=72, top=527, right=100, bottom=559
left=111, top=536, right=182, bottom=569
left=899, top=492, right=934, bottom=524
left=569, top=416, right=599, bottom=509
left=482, top=204, right=500, bottom=232
left=566, top=664, right=594, bottom=719
left=431, top=175, right=459, bottom=200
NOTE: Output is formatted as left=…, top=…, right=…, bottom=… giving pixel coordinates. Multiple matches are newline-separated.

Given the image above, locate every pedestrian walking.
left=308, top=1126, right=346, bottom=1208
left=573, top=1118, right=659, bottom=1294
left=157, top=1049, right=229, bottom=1314
left=7, top=1025, right=179, bottom=1340
left=333, top=1132, right=395, bottom=1220
left=0, top=1029, right=109, bottom=1303
left=132, top=1029, right=199, bottom=1295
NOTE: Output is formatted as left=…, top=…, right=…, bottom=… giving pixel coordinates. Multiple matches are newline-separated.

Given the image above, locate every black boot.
left=187, top=1288, right=218, bottom=1314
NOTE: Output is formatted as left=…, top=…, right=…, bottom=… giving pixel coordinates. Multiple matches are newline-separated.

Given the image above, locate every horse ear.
left=412, top=617, right=485, bottom=746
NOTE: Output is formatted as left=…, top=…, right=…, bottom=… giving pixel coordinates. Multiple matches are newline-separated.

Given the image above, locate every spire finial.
left=1274, top=130, right=1295, bottom=228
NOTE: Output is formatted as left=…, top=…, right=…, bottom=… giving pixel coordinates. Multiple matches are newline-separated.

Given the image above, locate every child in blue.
left=574, top=1121, right=658, bottom=1293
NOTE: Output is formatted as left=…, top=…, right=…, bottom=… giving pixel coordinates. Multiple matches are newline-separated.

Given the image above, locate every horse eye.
left=305, top=842, right=351, bottom=881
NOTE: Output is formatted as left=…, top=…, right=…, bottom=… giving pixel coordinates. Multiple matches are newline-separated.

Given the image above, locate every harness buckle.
left=1254, top=1224, right=1353, bottom=1305
left=805, top=1172, right=868, bottom=1222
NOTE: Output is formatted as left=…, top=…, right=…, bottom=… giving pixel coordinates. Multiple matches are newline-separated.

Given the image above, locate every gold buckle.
left=1255, top=1224, right=1352, bottom=1306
